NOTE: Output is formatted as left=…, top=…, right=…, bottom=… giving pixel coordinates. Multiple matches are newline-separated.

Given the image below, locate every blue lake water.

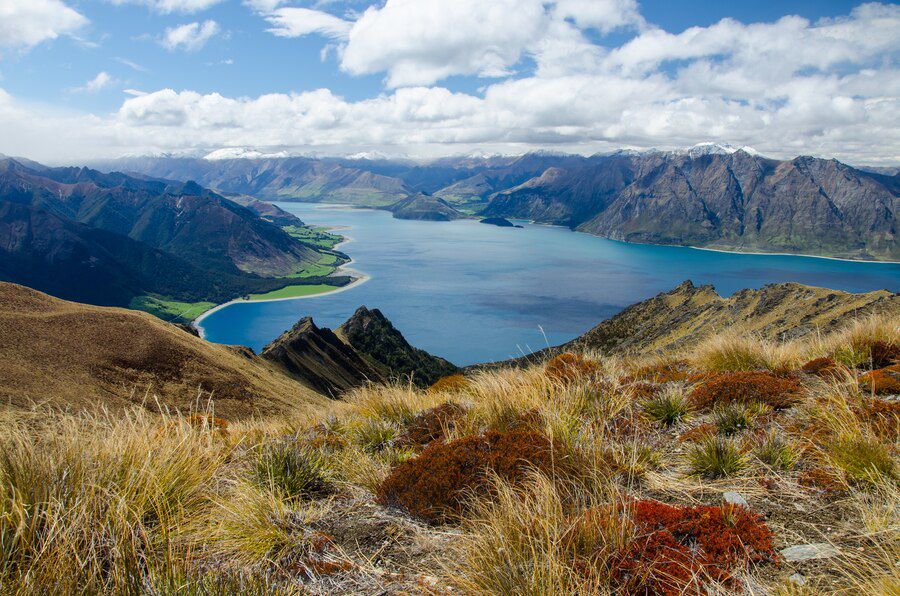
left=199, top=203, right=900, bottom=366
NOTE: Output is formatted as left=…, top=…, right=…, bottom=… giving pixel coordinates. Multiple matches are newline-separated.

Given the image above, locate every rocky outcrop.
left=262, top=317, right=385, bottom=397
left=337, top=306, right=457, bottom=387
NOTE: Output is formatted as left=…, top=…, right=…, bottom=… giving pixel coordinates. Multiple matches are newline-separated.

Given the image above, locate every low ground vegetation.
left=0, top=314, right=897, bottom=593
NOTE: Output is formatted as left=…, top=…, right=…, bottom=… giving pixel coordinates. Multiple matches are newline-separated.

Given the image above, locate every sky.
left=0, top=0, right=897, bottom=165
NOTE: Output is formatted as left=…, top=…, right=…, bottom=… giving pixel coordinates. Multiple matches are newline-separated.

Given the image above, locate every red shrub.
left=858, top=364, right=900, bottom=395
left=690, top=372, right=802, bottom=411
left=545, top=353, right=602, bottom=383
left=427, top=374, right=471, bottom=394
left=570, top=499, right=777, bottom=594
left=377, top=430, right=575, bottom=524
left=396, top=402, right=466, bottom=448
left=800, top=357, right=847, bottom=379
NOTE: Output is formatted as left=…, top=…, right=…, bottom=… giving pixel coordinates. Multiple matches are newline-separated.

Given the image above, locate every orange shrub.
left=545, top=353, right=602, bottom=383
left=378, top=430, right=576, bottom=524
left=396, top=402, right=465, bottom=448
left=427, top=374, right=471, bottom=394
left=858, top=364, right=900, bottom=395
left=690, top=372, right=802, bottom=411
left=569, top=499, right=777, bottom=594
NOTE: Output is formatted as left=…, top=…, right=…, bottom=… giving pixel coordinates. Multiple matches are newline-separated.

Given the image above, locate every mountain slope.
left=337, top=306, right=457, bottom=386
left=482, top=281, right=899, bottom=368
left=0, top=159, right=323, bottom=276
left=0, top=282, right=327, bottom=418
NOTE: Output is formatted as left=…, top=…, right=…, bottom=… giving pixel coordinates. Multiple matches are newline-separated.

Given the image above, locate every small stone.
left=724, top=491, right=749, bottom=507
left=789, top=573, right=807, bottom=586
left=781, top=543, right=840, bottom=562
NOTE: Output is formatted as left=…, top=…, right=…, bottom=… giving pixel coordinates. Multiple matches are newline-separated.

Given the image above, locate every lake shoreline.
left=192, top=219, right=368, bottom=337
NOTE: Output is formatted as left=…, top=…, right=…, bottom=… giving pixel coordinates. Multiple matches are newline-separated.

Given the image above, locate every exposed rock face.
left=386, top=194, right=462, bottom=221
left=338, top=306, right=457, bottom=387
left=262, top=317, right=385, bottom=397
left=0, top=282, right=326, bottom=418
left=479, top=281, right=899, bottom=367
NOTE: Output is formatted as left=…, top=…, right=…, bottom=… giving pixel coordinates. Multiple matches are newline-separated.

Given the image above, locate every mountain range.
left=0, top=158, right=350, bottom=322
left=92, top=145, right=898, bottom=260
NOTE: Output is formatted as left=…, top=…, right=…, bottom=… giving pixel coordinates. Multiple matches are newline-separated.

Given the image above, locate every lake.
left=198, top=204, right=900, bottom=366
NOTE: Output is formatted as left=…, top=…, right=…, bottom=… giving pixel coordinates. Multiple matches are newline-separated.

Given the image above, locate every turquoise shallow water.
left=198, top=204, right=900, bottom=366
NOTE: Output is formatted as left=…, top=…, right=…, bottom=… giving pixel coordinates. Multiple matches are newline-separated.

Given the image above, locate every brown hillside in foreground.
left=0, top=282, right=326, bottom=418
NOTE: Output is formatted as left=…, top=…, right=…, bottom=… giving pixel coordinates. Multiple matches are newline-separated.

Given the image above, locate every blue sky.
left=0, top=1, right=897, bottom=164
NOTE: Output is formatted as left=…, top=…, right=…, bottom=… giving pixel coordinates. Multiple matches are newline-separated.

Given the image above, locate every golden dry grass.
left=1, top=313, right=897, bottom=593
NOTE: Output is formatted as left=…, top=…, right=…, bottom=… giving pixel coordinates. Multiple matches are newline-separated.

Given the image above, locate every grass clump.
left=690, top=371, right=802, bottom=411
left=251, top=442, right=333, bottom=501
left=641, top=385, right=691, bottom=426
left=351, top=418, right=398, bottom=453
left=828, top=436, right=895, bottom=485
left=712, top=402, right=767, bottom=435
left=754, top=430, right=798, bottom=470
left=687, top=435, right=747, bottom=478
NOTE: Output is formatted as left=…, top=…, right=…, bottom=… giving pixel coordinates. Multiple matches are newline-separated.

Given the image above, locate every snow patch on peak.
left=203, top=147, right=290, bottom=161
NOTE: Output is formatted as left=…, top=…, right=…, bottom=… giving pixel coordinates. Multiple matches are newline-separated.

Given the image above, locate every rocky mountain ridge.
left=92, top=148, right=898, bottom=260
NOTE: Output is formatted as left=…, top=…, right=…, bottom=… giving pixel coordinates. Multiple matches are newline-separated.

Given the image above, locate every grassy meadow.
left=1, top=314, right=897, bottom=594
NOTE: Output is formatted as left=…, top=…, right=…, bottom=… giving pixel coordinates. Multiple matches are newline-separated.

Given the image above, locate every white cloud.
left=264, top=8, right=351, bottom=40
left=0, top=3, right=898, bottom=166
left=0, top=0, right=87, bottom=51
left=160, top=20, right=220, bottom=52
left=341, top=0, right=549, bottom=87
left=107, top=0, right=223, bottom=14
left=73, top=71, right=115, bottom=93
left=553, top=0, right=645, bottom=33
left=115, top=57, right=148, bottom=72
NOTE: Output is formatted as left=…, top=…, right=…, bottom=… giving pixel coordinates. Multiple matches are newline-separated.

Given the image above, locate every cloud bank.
left=0, top=2, right=897, bottom=165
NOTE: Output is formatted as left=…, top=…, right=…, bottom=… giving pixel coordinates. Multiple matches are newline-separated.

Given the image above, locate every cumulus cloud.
left=107, top=0, right=223, bottom=13
left=0, top=0, right=87, bottom=51
left=0, top=3, right=898, bottom=165
left=160, top=20, right=220, bottom=52
left=553, top=0, right=645, bottom=33
left=264, top=8, right=352, bottom=40
left=72, top=72, right=115, bottom=93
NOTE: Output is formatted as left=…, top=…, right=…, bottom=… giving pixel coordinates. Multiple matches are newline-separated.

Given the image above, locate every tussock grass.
left=641, top=384, right=692, bottom=426
left=2, top=312, right=897, bottom=593
left=687, top=436, right=747, bottom=478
